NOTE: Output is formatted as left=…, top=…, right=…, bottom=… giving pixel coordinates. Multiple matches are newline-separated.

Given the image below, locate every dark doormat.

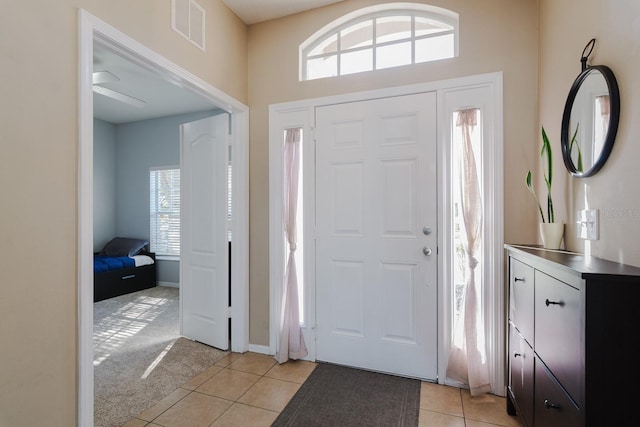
left=272, top=362, right=420, bottom=427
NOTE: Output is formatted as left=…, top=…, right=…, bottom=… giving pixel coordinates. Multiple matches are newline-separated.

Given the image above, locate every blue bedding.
left=94, top=255, right=136, bottom=273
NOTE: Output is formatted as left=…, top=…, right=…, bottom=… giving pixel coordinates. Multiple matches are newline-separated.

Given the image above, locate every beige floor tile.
left=182, top=365, right=224, bottom=390
left=418, top=409, right=466, bottom=427
left=466, top=420, right=515, bottom=427
left=153, top=392, right=232, bottom=427
left=196, top=367, right=262, bottom=401
left=420, top=382, right=464, bottom=417
left=461, top=390, right=524, bottom=427
left=136, top=387, right=191, bottom=422
left=126, top=350, right=525, bottom=427
left=211, top=402, right=279, bottom=427
left=228, top=352, right=277, bottom=376
left=215, top=352, right=243, bottom=368
left=237, top=376, right=301, bottom=412
left=121, top=418, right=149, bottom=427
left=265, top=360, right=317, bottom=383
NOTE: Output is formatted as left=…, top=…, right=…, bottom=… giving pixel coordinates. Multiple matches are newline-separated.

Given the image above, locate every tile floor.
left=122, top=352, right=525, bottom=427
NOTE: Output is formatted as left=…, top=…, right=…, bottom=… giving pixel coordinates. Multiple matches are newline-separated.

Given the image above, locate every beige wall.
left=15, top=0, right=630, bottom=423
left=0, top=1, right=246, bottom=425
left=247, top=0, right=540, bottom=346
left=539, top=0, right=640, bottom=265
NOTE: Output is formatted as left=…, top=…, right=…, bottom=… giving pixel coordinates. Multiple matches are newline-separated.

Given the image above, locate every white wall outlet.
left=577, top=209, right=599, bottom=240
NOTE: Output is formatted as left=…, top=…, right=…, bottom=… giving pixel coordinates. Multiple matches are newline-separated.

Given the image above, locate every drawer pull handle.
left=514, top=277, right=525, bottom=282
left=545, top=298, right=564, bottom=307
left=513, top=352, right=522, bottom=358
left=544, top=399, right=560, bottom=410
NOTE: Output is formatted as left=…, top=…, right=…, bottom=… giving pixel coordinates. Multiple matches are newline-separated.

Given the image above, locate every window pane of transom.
left=415, top=16, right=453, bottom=37
left=415, top=33, right=454, bottom=63
left=340, top=49, right=372, bottom=75
left=309, top=33, right=338, bottom=56
left=340, top=19, right=373, bottom=50
left=376, top=41, right=411, bottom=69
left=376, top=16, right=412, bottom=44
left=307, top=55, right=338, bottom=79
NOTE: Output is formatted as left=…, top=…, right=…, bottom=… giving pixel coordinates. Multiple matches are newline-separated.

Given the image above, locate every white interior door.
left=315, top=92, right=438, bottom=379
left=180, top=114, right=229, bottom=350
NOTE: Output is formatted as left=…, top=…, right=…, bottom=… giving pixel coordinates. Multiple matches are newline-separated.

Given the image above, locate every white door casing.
left=314, top=92, right=438, bottom=380
left=180, top=114, right=230, bottom=350
left=269, top=73, right=504, bottom=391
left=79, top=11, right=250, bottom=425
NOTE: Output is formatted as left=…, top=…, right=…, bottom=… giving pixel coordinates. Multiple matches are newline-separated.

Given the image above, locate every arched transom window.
left=300, top=3, right=458, bottom=81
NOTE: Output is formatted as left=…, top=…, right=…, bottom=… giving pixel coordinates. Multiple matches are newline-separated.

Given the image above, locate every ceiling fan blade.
left=93, top=70, right=120, bottom=85
left=93, top=86, right=146, bottom=109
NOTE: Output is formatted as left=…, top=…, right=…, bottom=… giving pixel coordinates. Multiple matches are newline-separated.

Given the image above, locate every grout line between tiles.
left=125, top=352, right=517, bottom=427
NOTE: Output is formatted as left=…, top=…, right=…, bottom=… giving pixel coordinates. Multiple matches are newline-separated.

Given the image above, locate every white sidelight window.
left=275, top=127, right=308, bottom=363
left=442, top=82, right=504, bottom=396
left=446, top=108, right=490, bottom=395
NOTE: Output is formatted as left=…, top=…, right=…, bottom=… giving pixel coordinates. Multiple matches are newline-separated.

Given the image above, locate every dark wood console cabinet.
left=505, top=245, right=640, bottom=427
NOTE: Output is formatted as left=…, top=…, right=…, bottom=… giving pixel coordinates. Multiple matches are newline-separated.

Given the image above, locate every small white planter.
left=539, top=222, right=564, bottom=249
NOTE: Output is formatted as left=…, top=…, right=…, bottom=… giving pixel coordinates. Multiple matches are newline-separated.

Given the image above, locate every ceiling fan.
left=92, top=70, right=146, bottom=108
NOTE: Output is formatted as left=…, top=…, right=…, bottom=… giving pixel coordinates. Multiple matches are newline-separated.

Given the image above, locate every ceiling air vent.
left=172, top=0, right=206, bottom=51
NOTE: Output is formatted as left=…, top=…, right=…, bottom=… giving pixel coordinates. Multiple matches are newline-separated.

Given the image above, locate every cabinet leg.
left=506, top=392, right=517, bottom=416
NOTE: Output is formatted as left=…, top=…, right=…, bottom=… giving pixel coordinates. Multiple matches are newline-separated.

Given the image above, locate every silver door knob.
left=423, top=247, right=432, bottom=256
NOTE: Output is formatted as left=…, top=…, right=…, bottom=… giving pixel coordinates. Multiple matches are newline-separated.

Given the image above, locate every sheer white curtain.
left=275, top=128, right=308, bottom=363
left=446, top=109, right=491, bottom=396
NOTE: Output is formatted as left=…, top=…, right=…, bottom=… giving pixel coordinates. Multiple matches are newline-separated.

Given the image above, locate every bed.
left=94, top=237, right=157, bottom=302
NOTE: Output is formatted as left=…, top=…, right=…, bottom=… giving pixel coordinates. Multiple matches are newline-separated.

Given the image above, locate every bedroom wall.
left=246, top=0, right=540, bottom=346
left=94, top=119, right=117, bottom=251
left=114, top=109, right=222, bottom=286
left=0, top=1, right=247, bottom=425
left=538, top=0, right=640, bottom=267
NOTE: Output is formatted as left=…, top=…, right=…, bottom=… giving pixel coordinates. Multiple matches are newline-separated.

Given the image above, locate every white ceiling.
left=93, top=1, right=344, bottom=124
left=222, top=0, right=344, bottom=25
left=93, top=43, right=218, bottom=124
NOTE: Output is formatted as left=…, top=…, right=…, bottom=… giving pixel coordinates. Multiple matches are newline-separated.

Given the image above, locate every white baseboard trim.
left=158, top=281, right=179, bottom=288
left=248, top=344, right=272, bottom=355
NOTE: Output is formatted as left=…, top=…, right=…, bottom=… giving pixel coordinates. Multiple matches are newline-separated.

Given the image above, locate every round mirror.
left=561, top=65, right=620, bottom=177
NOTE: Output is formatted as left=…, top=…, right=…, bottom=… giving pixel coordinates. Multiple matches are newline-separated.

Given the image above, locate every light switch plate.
left=577, top=209, right=599, bottom=240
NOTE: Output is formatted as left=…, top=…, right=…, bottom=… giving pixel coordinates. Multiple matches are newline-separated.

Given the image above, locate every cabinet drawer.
left=508, top=323, right=534, bottom=427
left=509, top=258, right=534, bottom=345
left=535, top=358, right=582, bottom=427
left=535, top=271, right=582, bottom=406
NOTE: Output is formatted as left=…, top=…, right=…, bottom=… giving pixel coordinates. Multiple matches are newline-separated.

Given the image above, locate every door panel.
left=315, top=92, right=438, bottom=379
left=180, top=114, right=229, bottom=350
left=330, top=259, right=365, bottom=337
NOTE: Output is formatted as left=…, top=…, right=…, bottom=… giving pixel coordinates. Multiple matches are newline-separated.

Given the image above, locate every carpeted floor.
left=93, top=286, right=228, bottom=427
left=272, top=362, right=421, bottom=427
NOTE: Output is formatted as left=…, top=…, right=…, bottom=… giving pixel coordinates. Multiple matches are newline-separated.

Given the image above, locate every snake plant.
left=526, top=126, right=555, bottom=223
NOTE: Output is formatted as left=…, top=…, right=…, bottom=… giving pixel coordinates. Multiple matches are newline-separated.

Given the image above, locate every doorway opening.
left=78, top=9, right=249, bottom=425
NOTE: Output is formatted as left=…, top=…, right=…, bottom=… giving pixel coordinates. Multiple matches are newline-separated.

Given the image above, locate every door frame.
left=78, top=10, right=249, bottom=426
left=269, top=72, right=504, bottom=390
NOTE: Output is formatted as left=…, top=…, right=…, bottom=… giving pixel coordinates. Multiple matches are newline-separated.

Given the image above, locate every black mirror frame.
left=561, top=64, right=620, bottom=178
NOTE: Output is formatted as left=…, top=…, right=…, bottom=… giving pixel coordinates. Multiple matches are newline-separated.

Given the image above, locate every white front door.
left=180, top=114, right=229, bottom=350
left=315, top=92, right=438, bottom=379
